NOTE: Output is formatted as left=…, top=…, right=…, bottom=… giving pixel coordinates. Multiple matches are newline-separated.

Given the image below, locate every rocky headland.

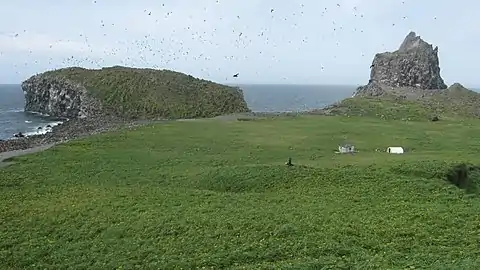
left=317, top=31, right=480, bottom=119
left=22, top=66, right=250, bottom=119
left=1, top=66, right=251, bottom=153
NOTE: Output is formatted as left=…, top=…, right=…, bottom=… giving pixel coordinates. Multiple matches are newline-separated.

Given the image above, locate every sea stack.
left=354, top=31, right=447, bottom=97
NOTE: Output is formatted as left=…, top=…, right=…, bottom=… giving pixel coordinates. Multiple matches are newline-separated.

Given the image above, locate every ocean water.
left=238, top=84, right=355, bottom=112
left=0, top=84, right=356, bottom=140
left=0, top=84, right=64, bottom=140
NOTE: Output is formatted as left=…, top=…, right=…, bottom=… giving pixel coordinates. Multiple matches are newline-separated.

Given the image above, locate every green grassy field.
left=2, top=115, right=480, bottom=269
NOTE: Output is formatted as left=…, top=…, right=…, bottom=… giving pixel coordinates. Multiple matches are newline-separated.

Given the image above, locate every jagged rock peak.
left=366, top=31, right=447, bottom=90
left=398, top=31, right=434, bottom=52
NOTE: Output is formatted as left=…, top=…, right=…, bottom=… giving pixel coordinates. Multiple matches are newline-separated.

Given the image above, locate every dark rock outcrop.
left=22, top=75, right=103, bottom=119
left=353, top=81, right=386, bottom=97
left=354, top=31, right=447, bottom=97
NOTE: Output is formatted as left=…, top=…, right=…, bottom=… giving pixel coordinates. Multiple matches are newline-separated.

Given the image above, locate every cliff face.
left=22, top=75, right=102, bottom=119
left=21, top=66, right=251, bottom=120
left=355, top=31, right=447, bottom=97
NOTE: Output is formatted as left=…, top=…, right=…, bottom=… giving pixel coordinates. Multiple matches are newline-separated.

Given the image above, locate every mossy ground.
left=2, top=115, right=480, bottom=269
left=41, top=66, right=250, bottom=119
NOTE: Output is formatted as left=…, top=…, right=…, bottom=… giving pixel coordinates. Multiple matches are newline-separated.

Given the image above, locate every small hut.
left=387, top=146, right=404, bottom=154
left=338, top=144, right=355, bottom=154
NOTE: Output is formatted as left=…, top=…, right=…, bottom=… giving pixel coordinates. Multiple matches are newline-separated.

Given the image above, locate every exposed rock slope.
left=22, top=66, right=250, bottom=119
left=23, top=76, right=103, bottom=119
left=355, top=31, right=447, bottom=97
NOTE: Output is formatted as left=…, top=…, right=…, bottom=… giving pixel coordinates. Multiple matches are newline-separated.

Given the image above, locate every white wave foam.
left=0, top=108, right=24, bottom=113
left=27, top=111, right=51, bottom=117
left=23, top=121, right=63, bottom=137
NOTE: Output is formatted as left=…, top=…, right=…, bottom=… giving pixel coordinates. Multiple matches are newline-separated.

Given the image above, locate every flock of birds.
left=2, top=1, right=438, bottom=81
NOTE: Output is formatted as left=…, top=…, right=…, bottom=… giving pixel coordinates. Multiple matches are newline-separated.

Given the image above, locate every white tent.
left=387, top=147, right=404, bottom=154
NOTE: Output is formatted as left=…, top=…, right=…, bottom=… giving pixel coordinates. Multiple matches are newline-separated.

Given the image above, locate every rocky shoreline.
left=0, top=117, right=150, bottom=154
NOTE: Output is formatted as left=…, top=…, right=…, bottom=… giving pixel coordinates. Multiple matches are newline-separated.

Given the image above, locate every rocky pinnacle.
left=369, top=31, right=447, bottom=90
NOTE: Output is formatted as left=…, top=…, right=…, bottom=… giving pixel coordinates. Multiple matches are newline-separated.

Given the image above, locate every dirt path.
left=0, top=143, right=58, bottom=168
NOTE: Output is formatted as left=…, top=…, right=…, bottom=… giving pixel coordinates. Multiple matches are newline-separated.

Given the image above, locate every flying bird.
left=233, top=73, right=239, bottom=77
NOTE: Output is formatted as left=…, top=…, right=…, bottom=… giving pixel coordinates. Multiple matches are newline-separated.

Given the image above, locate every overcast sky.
left=0, top=0, right=478, bottom=87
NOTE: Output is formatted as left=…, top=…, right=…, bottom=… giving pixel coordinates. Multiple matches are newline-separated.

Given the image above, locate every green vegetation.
left=3, top=115, right=480, bottom=269
left=324, top=83, right=480, bottom=121
left=324, top=97, right=433, bottom=120
left=42, top=66, right=250, bottom=119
